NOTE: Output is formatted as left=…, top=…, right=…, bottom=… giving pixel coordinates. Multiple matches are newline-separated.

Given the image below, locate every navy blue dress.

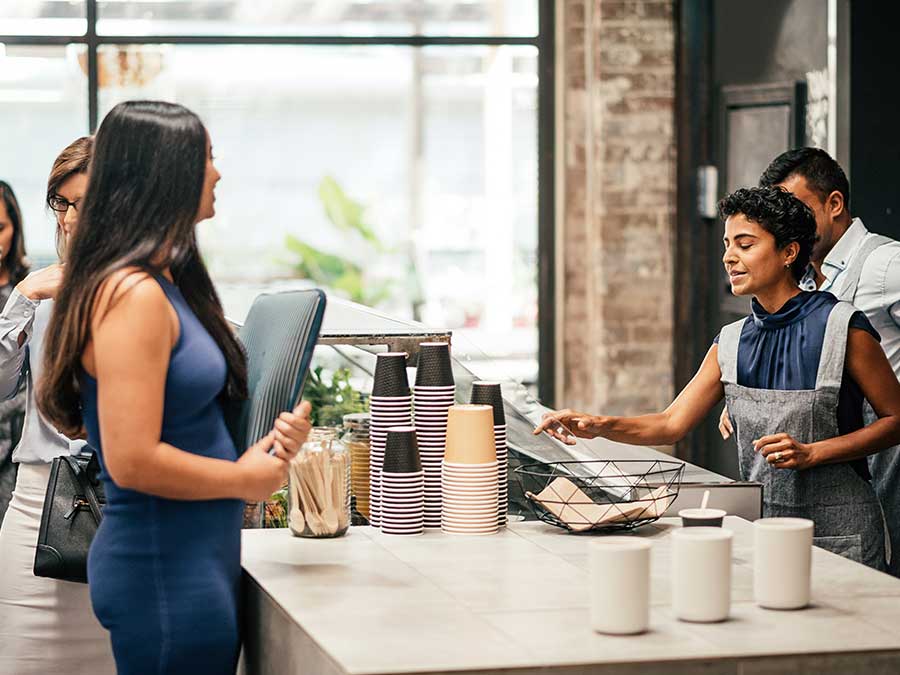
left=716, top=291, right=880, bottom=479
left=82, top=275, right=244, bottom=674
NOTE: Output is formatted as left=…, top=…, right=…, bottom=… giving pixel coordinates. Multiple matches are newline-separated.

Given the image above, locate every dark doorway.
left=849, top=2, right=900, bottom=241
left=676, top=0, right=827, bottom=477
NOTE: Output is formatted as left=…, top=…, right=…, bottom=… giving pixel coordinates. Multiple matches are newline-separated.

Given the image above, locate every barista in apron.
left=536, top=186, right=900, bottom=571
left=718, top=301, right=885, bottom=568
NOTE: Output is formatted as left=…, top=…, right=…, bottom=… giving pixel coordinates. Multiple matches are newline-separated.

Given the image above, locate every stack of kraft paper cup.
left=441, top=404, right=499, bottom=535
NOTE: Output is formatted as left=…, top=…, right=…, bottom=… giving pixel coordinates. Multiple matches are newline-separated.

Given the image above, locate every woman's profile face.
left=722, top=214, right=796, bottom=297
left=0, top=200, right=14, bottom=264
left=196, top=137, right=221, bottom=224
left=53, top=172, right=89, bottom=243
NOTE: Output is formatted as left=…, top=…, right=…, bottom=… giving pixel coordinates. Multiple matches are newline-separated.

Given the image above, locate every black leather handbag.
left=33, top=452, right=105, bottom=584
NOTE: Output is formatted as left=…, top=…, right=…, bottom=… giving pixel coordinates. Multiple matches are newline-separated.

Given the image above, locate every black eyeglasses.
left=47, top=195, right=80, bottom=214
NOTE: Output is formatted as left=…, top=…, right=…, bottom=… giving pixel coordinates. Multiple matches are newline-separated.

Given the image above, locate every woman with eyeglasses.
left=0, top=182, right=29, bottom=524
left=0, top=138, right=116, bottom=674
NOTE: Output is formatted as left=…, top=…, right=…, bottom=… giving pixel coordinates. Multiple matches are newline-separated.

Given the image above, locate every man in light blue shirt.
left=763, top=148, right=900, bottom=576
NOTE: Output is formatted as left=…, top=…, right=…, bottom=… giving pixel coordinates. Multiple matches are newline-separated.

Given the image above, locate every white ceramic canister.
left=753, top=517, right=814, bottom=609
left=671, top=526, right=732, bottom=622
left=589, top=537, right=652, bottom=635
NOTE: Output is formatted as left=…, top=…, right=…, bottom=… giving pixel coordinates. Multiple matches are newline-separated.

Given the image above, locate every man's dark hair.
left=759, top=147, right=851, bottom=211
left=718, top=186, right=817, bottom=282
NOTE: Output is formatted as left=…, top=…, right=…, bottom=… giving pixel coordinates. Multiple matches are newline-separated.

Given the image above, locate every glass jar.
left=343, top=413, right=371, bottom=520
left=288, top=430, right=351, bottom=538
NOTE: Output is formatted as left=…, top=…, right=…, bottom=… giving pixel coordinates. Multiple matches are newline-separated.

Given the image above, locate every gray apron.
left=718, top=301, right=886, bottom=570
left=834, top=233, right=900, bottom=575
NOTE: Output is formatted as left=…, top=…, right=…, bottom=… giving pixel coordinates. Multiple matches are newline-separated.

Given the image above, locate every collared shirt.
left=800, top=218, right=900, bottom=376
left=0, top=289, right=85, bottom=464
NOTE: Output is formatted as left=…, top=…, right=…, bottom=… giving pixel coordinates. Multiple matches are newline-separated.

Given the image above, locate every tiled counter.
left=241, top=518, right=900, bottom=674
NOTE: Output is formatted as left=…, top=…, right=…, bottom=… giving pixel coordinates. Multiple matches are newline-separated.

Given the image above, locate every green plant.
left=283, top=176, right=393, bottom=307
left=265, top=487, right=288, bottom=528
left=283, top=235, right=392, bottom=306
left=304, top=366, right=367, bottom=427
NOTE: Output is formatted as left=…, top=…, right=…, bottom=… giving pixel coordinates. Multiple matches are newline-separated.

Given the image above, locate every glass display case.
left=317, top=296, right=763, bottom=521
left=225, top=290, right=762, bottom=522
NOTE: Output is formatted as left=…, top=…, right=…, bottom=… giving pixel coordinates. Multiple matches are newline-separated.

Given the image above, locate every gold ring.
left=773, top=452, right=781, bottom=462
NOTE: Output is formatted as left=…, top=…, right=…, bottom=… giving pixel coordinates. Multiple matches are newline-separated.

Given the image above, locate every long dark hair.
left=0, top=181, right=31, bottom=286
left=38, top=100, right=247, bottom=436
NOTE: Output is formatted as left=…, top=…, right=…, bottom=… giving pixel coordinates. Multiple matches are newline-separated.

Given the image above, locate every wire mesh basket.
left=514, top=460, right=685, bottom=533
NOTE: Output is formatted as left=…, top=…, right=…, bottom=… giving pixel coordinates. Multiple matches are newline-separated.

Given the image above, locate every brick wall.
left=558, top=0, right=676, bottom=422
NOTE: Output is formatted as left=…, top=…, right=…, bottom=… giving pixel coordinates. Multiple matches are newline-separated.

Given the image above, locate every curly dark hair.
left=759, top=147, right=850, bottom=211
left=717, top=186, right=817, bottom=282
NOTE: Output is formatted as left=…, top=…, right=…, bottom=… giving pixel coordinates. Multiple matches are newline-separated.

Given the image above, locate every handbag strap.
left=62, top=455, right=103, bottom=524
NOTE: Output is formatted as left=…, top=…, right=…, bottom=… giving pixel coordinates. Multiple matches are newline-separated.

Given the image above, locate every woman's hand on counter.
left=753, top=432, right=819, bottom=470
left=534, top=409, right=605, bottom=445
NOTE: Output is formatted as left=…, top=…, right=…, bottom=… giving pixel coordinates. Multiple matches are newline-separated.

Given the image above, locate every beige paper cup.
left=444, top=404, right=496, bottom=464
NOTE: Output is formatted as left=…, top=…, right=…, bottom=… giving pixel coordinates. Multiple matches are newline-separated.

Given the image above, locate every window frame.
left=0, top=0, right=556, bottom=403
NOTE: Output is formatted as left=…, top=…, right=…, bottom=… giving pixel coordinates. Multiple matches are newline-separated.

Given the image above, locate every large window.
left=0, top=0, right=553, bottom=394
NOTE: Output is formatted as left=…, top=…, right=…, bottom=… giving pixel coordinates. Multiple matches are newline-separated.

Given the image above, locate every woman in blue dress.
left=37, top=101, right=313, bottom=674
left=537, top=186, right=900, bottom=570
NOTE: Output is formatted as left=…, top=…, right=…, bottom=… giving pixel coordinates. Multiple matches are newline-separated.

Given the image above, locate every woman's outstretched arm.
left=534, top=344, right=726, bottom=447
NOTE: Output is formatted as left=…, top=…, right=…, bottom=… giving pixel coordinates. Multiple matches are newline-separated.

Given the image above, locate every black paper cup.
left=414, top=342, right=454, bottom=387
left=373, top=353, right=410, bottom=397
left=383, top=427, right=422, bottom=473
left=470, top=382, right=506, bottom=425
left=678, top=508, right=725, bottom=527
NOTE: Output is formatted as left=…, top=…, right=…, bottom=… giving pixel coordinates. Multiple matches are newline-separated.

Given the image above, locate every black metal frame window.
left=1, top=0, right=555, bottom=402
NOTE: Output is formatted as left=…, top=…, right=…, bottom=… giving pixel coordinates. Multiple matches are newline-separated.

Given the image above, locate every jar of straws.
left=288, top=430, right=351, bottom=538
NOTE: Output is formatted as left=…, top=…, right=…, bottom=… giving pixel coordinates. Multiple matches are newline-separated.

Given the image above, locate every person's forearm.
left=811, top=416, right=900, bottom=466
left=0, top=292, right=35, bottom=399
left=108, top=442, right=247, bottom=501
left=596, top=411, right=683, bottom=446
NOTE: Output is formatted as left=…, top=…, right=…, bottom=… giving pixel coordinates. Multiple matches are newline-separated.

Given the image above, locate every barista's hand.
left=16, top=263, right=64, bottom=301
left=719, top=405, right=734, bottom=440
left=753, top=432, right=818, bottom=470
left=534, top=409, right=604, bottom=445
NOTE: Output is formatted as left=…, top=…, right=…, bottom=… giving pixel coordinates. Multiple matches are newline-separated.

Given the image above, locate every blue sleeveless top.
left=81, top=273, right=239, bottom=500
left=80, top=273, right=245, bottom=673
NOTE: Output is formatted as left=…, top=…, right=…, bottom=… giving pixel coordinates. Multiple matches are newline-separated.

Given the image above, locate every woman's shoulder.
left=815, top=294, right=880, bottom=342
left=93, top=267, right=168, bottom=320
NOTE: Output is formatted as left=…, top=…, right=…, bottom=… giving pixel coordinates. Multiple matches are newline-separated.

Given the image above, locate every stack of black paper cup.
left=380, top=427, right=425, bottom=536
left=369, top=353, right=412, bottom=528
left=470, top=381, right=508, bottom=528
left=413, top=342, right=455, bottom=528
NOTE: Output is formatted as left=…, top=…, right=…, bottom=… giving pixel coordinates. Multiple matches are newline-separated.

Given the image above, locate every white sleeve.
left=0, top=288, right=38, bottom=400
left=882, top=249, right=900, bottom=330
